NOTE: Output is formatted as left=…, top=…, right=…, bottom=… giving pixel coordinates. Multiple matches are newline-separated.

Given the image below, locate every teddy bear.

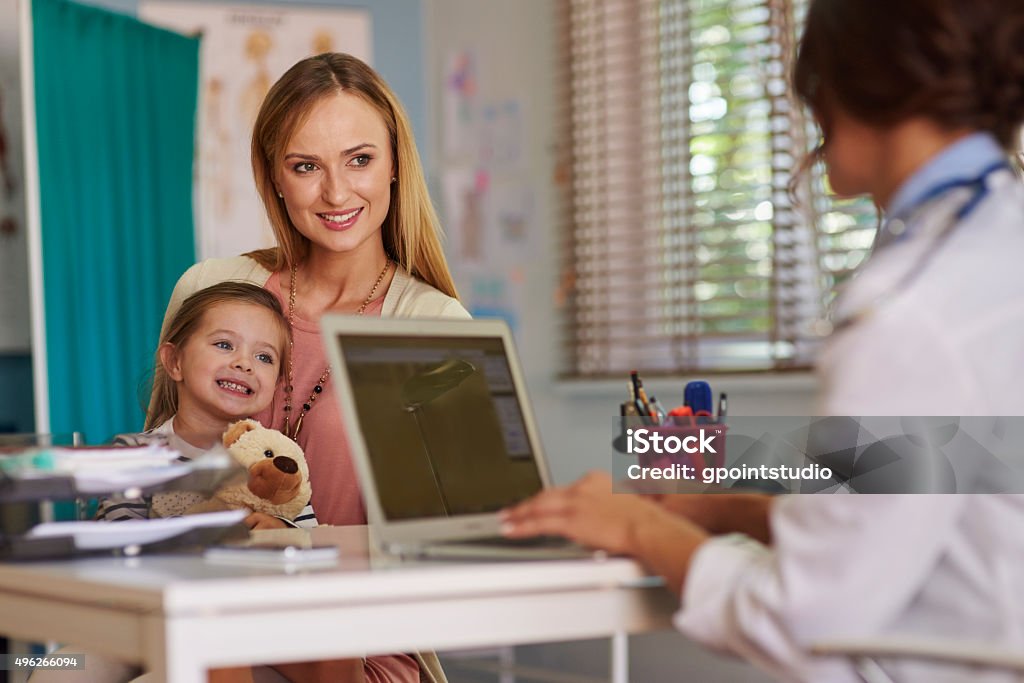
left=186, top=419, right=312, bottom=522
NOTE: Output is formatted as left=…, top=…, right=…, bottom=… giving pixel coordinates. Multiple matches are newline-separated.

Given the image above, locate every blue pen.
left=683, top=380, right=713, bottom=415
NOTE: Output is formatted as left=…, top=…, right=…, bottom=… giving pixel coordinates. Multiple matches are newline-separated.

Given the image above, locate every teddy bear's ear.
left=222, top=419, right=259, bottom=448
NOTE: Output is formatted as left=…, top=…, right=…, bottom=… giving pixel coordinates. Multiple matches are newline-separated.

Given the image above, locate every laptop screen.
left=335, top=333, right=544, bottom=521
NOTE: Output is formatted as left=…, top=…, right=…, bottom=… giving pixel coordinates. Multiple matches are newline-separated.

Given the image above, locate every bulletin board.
left=138, top=2, right=372, bottom=260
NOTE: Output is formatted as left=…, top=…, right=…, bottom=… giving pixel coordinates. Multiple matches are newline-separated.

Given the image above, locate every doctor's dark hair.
left=793, top=0, right=1024, bottom=151
left=145, top=282, right=290, bottom=431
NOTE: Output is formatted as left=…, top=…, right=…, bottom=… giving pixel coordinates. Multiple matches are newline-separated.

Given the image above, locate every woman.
left=155, top=53, right=468, bottom=524
left=153, top=53, right=465, bottom=683
left=503, top=1, right=1024, bottom=681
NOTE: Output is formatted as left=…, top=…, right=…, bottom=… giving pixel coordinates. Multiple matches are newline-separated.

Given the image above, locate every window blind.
left=558, top=0, right=876, bottom=378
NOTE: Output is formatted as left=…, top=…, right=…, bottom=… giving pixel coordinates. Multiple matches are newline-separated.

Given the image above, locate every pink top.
left=256, top=271, right=384, bottom=527
left=256, top=272, right=417, bottom=683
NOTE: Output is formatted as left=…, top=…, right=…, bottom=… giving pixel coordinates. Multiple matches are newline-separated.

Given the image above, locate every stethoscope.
left=813, top=160, right=1017, bottom=337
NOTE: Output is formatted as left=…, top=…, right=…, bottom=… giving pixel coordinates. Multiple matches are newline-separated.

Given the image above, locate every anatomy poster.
left=139, top=2, right=371, bottom=259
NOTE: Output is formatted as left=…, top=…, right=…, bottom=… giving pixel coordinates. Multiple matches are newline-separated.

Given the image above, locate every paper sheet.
left=27, top=510, right=247, bottom=550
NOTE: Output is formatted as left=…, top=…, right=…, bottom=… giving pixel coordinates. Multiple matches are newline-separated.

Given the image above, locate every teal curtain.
left=33, top=0, right=199, bottom=444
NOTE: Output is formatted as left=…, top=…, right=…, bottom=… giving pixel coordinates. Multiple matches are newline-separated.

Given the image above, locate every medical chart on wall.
left=139, top=2, right=372, bottom=260
left=0, top=0, right=31, bottom=352
left=440, top=49, right=532, bottom=335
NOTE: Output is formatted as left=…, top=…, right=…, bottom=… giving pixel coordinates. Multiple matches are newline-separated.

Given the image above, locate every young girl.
left=96, top=281, right=315, bottom=529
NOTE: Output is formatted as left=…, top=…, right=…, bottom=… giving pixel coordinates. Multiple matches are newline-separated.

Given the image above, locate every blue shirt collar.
left=886, top=132, right=1006, bottom=220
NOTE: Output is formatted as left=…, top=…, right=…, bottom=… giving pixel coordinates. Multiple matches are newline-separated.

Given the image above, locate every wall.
left=73, top=0, right=429, bottom=160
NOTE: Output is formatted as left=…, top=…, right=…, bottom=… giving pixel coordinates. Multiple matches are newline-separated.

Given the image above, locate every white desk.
left=0, top=527, right=678, bottom=682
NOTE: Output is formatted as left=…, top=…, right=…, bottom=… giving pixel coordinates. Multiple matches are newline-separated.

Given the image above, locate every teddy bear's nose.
left=273, top=456, right=299, bottom=475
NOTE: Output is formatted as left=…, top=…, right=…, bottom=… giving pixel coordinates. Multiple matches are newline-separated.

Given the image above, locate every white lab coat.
left=674, top=169, right=1024, bottom=682
left=820, top=168, right=1024, bottom=416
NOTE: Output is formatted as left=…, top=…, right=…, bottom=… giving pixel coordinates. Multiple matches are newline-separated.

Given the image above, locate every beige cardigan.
left=160, top=255, right=470, bottom=338
left=160, top=255, right=463, bottom=683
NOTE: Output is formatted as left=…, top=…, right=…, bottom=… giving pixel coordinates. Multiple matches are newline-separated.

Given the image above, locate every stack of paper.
left=26, top=510, right=248, bottom=550
left=0, top=447, right=239, bottom=495
left=1, top=445, right=181, bottom=475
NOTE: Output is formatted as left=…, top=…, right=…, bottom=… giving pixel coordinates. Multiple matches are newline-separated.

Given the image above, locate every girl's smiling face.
left=162, top=301, right=286, bottom=423
left=274, top=91, right=395, bottom=259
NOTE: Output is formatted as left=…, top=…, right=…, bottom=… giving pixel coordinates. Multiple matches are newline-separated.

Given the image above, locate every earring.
left=277, top=190, right=284, bottom=198
left=391, top=177, right=397, bottom=183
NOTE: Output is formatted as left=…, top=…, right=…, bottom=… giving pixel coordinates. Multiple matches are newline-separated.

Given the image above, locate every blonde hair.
left=248, top=52, right=459, bottom=299
left=145, top=282, right=290, bottom=430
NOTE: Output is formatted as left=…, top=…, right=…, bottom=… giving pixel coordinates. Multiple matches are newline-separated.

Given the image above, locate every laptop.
left=321, top=316, right=590, bottom=560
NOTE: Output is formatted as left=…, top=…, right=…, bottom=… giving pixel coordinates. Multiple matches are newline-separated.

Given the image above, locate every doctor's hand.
left=501, top=471, right=709, bottom=594
left=500, top=471, right=660, bottom=554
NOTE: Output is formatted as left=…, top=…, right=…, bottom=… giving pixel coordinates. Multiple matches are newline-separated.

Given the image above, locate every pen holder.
left=634, top=417, right=727, bottom=478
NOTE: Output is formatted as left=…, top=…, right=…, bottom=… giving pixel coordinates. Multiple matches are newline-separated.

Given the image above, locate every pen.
left=626, top=379, right=648, bottom=423
left=648, top=395, right=667, bottom=423
left=683, top=380, right=712, bottom=413
left=684, top=381, right=713, bottom=420
left=636, top=385, right=655, bottom=418
left=631, top=370, right=654, bottom=418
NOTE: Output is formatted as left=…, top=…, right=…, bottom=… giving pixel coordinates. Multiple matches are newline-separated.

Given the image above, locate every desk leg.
left=610, top=632, right=629, bottom=683
left=144, top=615, right=208, bottom=683
left=499, top=646, right=515, bottom=683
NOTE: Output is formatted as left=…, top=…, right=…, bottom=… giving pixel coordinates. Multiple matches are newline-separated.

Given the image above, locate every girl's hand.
left=244, top=512, right=288, bottom=530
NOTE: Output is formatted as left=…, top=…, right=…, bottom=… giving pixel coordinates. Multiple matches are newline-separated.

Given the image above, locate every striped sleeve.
left=93, top=430, right=167, bottom=521
left=275, top=500, right=319, bottom=529
left=95, top=497, right=152, bottom=521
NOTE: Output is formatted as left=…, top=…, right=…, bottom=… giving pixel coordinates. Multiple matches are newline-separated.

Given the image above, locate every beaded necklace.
left=282, top=259, right=391, bottom=440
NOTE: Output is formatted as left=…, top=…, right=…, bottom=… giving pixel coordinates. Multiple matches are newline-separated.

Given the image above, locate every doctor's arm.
left=654, top=492, right=774, bottom=543
left=500, top=471, right=712, bottom=596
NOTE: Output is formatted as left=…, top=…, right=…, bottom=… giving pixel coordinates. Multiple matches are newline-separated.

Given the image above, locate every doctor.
left=502, top=0, right=1024, bottom=681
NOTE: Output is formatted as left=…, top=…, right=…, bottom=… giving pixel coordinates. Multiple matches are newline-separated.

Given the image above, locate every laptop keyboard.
left=444, top=535, right=574, bottom=549
left=402, top=535, right=595, bottom=561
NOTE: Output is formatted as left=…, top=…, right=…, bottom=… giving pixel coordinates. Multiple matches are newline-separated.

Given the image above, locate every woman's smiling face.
left=274, top=91, right=394, bottom=259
